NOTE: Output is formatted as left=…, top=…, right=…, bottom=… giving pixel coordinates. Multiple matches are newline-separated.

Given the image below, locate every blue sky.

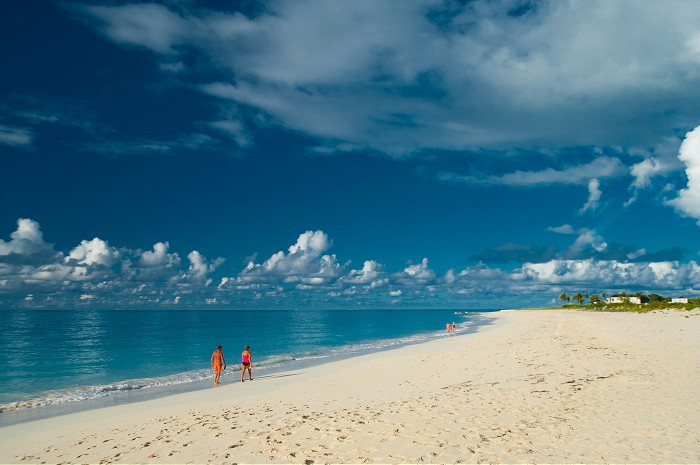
left=2, top=0, right=700, bottom=309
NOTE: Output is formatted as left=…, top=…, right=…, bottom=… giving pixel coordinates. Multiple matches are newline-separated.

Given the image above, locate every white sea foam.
left=0, top=369, right=212, bottom=412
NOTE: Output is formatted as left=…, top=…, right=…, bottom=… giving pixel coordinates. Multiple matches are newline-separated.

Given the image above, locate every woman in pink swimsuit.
left=241, top=345, right=252, bottom=382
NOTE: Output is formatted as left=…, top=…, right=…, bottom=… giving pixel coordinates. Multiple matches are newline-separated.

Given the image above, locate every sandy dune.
left=2, top=309, right=699, bottom=463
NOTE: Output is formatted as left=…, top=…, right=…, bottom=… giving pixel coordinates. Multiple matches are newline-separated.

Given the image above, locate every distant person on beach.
left=241, top=345, right=252, bottom=382
left=446, top=322, right=451, bottom=335
left=451, top=322, right=457, bottom=334
left=211, top=346, right=226, bottom=387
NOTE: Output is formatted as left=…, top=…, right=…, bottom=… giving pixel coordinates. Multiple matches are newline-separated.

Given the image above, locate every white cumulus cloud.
left=66, top=238, right=120, bottom=267
left=402, top=258, right=436, bottom=281
left=4, top=220, right=700, bottom=309
left=0, top=219, right=223, bottom=306
left=0, top=218, right=48, bottom=255
left=181, top=250, right=224, bottom=284
left=667, top=124, right=700, bottom=224
left=344, top=260, right=383, bottom=284
left=233, top=230, right=341, bottom=286
left=138, top=242, right=181, bottom=268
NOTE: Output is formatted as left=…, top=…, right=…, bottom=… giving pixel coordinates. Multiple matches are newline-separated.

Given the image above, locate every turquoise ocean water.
left=0, top=309, right=496, bottom=425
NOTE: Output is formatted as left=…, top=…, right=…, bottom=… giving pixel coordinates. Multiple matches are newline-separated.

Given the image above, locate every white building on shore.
left=605, top=295, right=642, bottom=304
left=671, top=296, right=689, bottom=304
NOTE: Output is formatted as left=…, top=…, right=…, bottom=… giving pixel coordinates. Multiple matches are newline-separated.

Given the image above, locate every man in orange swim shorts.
left=211, top=345, right=226, bottom=387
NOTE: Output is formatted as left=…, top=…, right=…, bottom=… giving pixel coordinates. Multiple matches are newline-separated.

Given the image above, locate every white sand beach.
left=1, top=308, right=699, bottom=463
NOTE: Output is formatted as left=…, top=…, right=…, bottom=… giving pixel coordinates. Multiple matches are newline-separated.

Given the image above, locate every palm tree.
left=572, top=292, right=584, bottom=305
left=559, top=292, right=570, bottom=304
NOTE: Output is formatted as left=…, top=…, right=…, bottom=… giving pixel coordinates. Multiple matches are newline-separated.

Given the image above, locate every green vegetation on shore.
left=556, top=291, right=699, bottom=312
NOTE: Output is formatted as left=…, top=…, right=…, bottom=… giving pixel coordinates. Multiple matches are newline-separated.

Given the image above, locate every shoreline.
left=2, top=308, right=699, bottom=463
left=0, top=310, right=497, bottom=427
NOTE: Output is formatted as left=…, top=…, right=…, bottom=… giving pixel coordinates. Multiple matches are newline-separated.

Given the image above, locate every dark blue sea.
left=0, top=309, right=497, bottom=425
